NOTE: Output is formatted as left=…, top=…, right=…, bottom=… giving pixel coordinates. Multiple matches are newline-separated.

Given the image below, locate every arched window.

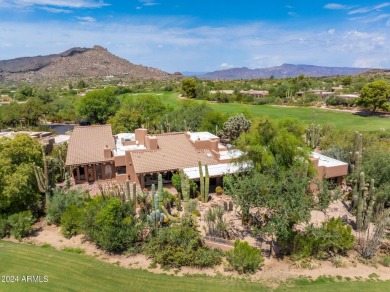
left=105, top=165, right=112, bottom=178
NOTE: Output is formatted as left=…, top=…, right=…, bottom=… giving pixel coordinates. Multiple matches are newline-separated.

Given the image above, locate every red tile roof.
left=65, top=125, right=114, bottom=166
left=131, top=132, right=218, bottom=174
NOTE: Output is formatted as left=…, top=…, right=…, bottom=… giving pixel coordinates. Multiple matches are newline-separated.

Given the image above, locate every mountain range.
left=196, top=64, right=372, bottom=80
left=0, top=46, right=379, bottom=82
left=0, top=45, right=170, bottom=82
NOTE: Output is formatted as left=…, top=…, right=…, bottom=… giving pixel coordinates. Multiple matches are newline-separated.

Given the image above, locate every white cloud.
left=139, top=0, right=159, bottom=7
left=39, top=6, right=71, bottom=13
left=349, top=2, right=390, bottom=15
left=328, top=28, right=336, bottom=34
left=219, top=63, right=234, bottom=70
left=76, top=16, right=96, bottom=23
left=0, top=0, right=109, bottom=8
left=324, top=3, right=350, bottom=10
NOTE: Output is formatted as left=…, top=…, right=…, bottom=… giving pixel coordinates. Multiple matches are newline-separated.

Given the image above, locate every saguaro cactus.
left=179, top=170, right=190, bottom=213
left=205, top=164, right=210, bottom=201
left=355, top=172, right=376, bottom=231
left=199, top=161, right=204, bottom=201
left=147, top=184, right=165, bottom=228
left=33, top=146, right=51, bottom=207
left=198, top=161, right=210, bottom=202
left=306, top=123, right=321, bottom=149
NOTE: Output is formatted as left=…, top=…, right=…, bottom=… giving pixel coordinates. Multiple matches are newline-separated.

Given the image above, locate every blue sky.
left=0, top=1, right=389, bottom=72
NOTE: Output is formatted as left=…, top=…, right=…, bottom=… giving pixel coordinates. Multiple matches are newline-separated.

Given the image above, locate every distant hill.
left=198, top=64, right=372, bottom=80
left=0, top=45, right=171, bottom=82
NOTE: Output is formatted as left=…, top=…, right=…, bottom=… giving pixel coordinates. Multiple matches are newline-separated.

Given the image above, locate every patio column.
left=93, top=164, right=97, bottom=181
left=76, top=166, right=80, bottom=181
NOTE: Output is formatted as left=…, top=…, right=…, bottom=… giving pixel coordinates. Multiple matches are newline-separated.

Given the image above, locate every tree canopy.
left=0, top=134, right=42, bottom=215
left=238, top=118, right=308, bottom=170
left=181, top=78, right=197, bottom=99
left=76, top=88, right=120, bottom=124
left=356, top=80, right=390, bottom=112
left=223, top=163, right=313, bottom=243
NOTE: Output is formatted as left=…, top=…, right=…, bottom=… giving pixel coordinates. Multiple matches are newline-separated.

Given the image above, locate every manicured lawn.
left=1, top=241, right=389, bottom=292
left=0, top=241, right=266, bottom=292
left=120, top=92, right=390, bottom=132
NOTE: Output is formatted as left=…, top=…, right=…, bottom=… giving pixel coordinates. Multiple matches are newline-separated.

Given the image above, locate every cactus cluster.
left=354, top=172, right=376, bottom=231
left=147, top=184, right=166, bottom=228
left=198, top=161, right=210, bottom=202
left=98, top=179, right=137, bottom=208
left=306, top=123, right=321, bottom=149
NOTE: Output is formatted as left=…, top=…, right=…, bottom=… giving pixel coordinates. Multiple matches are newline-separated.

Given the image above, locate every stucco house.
left=65, top=125, right=243, bottom=188
left=65, top=125, right=348, bottom=188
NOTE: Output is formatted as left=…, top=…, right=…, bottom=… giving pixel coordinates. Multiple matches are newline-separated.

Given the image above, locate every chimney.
left=145, top=135, right=158, bottom=150
left=210, top=139, right=219, bottom=152
left=135, top=128, right=147, bottom=145
left=104, top=144, right=112, bottom=159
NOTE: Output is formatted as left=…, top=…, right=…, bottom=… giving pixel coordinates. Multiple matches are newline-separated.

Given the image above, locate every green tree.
left=356, top=80, right=390, bottom=112
left=0, top=134, right=42, bottom=215
left=165, top=101, right=213, bottom=132
left=223, top=163, right=313, bottom=245
left=76, top=88, right=119, bottom=124
left=107, top=108, right=142, bottom=134
left=238, top=118, right=307, bottom=170
left=181, top=78, right=197, bottom=99
left=21, top=97, right=46, bottom=126
left=199, top=111, right=227, bottom=134
left=0, top=103, right=22, bottom=127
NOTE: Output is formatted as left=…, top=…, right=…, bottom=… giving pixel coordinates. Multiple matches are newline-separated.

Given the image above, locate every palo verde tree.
left=223, top=162, right=313, bottom=248
left=356, top=80, right=390, bottom=112
left=181, top=78, right=197, bottom=99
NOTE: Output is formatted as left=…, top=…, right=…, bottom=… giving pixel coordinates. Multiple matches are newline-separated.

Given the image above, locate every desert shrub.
left=292, top=217, right=355, bottom=259
left=381, top=256, right=390, bottom=267
left=187, top=199, right=198, bottom=214
left=0, top=216, right=10, bottom=238
left=83, top=197, right=142, bottom=252
left=46, top=188, right=88, bottom=225
left=253, top=96, right=277, bottom=105
left=204, top=206, right=228, bottom=238
left=226, top=240, right=264, bottom=274
left=144, top=223, right=223, bottom=268
left=60, top=205, right=83, bottom=238
left=325, top=96, right=352, bottom=107
left=7, top=210, right=35, bottom=240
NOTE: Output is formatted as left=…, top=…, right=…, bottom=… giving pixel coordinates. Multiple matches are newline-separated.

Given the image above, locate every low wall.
left=204, top=236, right=234, bottom=252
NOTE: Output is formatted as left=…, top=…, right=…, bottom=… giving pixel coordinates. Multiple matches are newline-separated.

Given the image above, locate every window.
left=96, top=164, right=102, bottom=180
left=105, top=165, right=112, bottom=178
left=116, top=166, right=126, bottom=175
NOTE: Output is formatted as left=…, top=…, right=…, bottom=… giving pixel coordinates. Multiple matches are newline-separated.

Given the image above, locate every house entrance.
left=87, top=166, right=94, bottom=182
